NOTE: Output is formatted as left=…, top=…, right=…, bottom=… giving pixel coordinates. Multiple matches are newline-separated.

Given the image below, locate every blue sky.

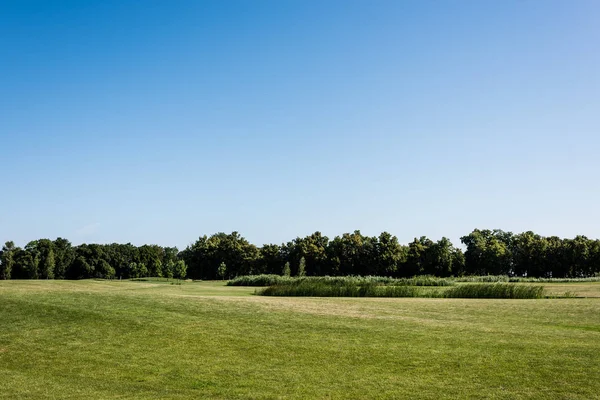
left=1, top=0, right=599, bottom=249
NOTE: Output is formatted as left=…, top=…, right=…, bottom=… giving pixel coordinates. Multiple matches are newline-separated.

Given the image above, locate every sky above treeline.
left=1, top=0, right=599, bottom=249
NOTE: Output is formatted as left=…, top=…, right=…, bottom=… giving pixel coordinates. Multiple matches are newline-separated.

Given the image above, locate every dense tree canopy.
left=1, top=229, right=600, bottom=280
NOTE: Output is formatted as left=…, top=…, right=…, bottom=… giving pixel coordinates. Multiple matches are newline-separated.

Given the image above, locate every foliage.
left=173, top=260, right=187, bottom=280
left=162, top=260, right=175, bottom=279
left=3, top=229, right=600, bottom=281
left=282, top=261, right=291, bottom=277
left=0, top=241, right=15, bottom=280
left=217, top=262, right=227, bottom=280
left=41, top=248, right=55, bottom=279
left=297, top=257, right=306, bottom=277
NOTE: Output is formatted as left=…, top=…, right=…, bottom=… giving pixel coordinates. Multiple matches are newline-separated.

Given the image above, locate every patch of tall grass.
left=227, top=274, right=290, bottom=286
left=258, top=282, right=423, bottom=297
left=453, top=275, right=510, bottom=283
left=453, top=275, right=600, bottom=283
left=443, top=283, right=544, bottom=299
left=228, top=274, right=454, bottom=287
left=257, top=281, right=545, bottom=299
left=508, top=277, right=600, bottom=283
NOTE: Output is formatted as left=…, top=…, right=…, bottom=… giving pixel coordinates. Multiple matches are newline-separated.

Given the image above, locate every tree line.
left=1, top=229, right=600, bottom=280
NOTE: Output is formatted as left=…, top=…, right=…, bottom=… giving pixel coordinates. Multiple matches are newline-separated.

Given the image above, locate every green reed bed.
left=508, top=276, right=600, bottom=283
left=258, top=282, right=423, bottom=297
left=227, top=274, right=291, bottom=286
left=257, top=281, right=545, bottom=299
left=454, top=275, right=600, bottom=283
left=453, top=275, right=511, bottom=283
left=443, top=283, right=545, bottom=299
left=228, top=274, right=454, bottom=287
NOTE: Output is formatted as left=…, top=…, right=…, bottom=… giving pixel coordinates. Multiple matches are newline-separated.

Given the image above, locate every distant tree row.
left=0, top=240, right=186, bottom=280
left=1, top=229, right=600, bottom=280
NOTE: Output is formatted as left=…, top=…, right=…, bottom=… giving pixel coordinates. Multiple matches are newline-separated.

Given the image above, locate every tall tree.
left=23, top=241, right=41, bottom=279
left=282, top=261, right=291, bottom=277
left=218, top=262, right=227, bottom=280
left=297, top=257, right=306, bottom=277
left=0, top=241, right=16, bottom=280
left=258, top=244, right=283, bottom=275
left=53, top=238, right=74, bottom=279
left=40, top=248, right=55, bottom=279
left=162, top=260, right=175, bottom=279
left=461, top=229, right=512, bottom=275
left=174, top=260, right=187, bottom=280
left=373, top=232, right=406, bottom=276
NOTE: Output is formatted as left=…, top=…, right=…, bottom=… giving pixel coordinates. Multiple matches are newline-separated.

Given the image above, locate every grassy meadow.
left=1, top=279, right=600, bottom=399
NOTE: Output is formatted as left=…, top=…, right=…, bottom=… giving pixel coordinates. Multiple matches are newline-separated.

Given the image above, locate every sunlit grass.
left=1, top=280, right=599, bottom=399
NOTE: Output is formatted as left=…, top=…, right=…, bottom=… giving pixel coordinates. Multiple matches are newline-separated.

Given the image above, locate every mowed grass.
left=0, top=281, right=599, bottom=399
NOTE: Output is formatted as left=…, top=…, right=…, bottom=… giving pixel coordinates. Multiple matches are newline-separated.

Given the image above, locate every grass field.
left=1, top=280, right=600, bottom=399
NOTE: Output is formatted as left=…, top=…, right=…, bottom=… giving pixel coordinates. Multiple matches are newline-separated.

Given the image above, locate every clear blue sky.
left=1, top=0, right=599, bottom=249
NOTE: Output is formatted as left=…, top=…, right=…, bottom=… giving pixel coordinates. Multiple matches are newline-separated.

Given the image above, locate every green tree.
left=218, top=262, right=227, bottom=280
left=53, top=238, right=74, bottom=279
left=96, top=259, right=115, bottom=279
left=163, top=247, right=179, bottom=265
left=297, top=257, right=306, bottom=277
left=461, top=229, right=513, bottom=276
left=403, top=237, right=434, bottom=277
left=41, top=248, right=55, bottom=279
left=282, top=261, right=291, bottom=277
left=258, top=244, right=282, bottom=275
left=68, top=256, right=93, bottom=279
left=23, top=241, right=41, bottom=279
left=174, top=260, right=187, bottom=280
left=126, top=262, right=140, bottom=278
left=0, top=241, right=16, bottom=280
left=283, top=232, right=330, bottom=276
left=138, top=263, right=148, bottom=277
left=372, top=232, right=406, bottom=276
left=139, top=245, right=163, bottom=277
left=427, top=237, right=458, bottom=277
left=162, top=260, right=175, bottom=279
left=181, top=232, right=258, bottom=280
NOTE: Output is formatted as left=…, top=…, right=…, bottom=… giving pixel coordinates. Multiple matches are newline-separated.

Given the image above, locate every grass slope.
left=1, top=280, right=599, bottom=399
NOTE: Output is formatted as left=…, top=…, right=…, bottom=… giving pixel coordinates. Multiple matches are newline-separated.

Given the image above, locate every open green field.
left=1, top=280, right=600, bottom=399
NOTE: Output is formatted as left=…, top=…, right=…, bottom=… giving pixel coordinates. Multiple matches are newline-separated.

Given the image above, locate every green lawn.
left=1, top=280, right=599, bottom=399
